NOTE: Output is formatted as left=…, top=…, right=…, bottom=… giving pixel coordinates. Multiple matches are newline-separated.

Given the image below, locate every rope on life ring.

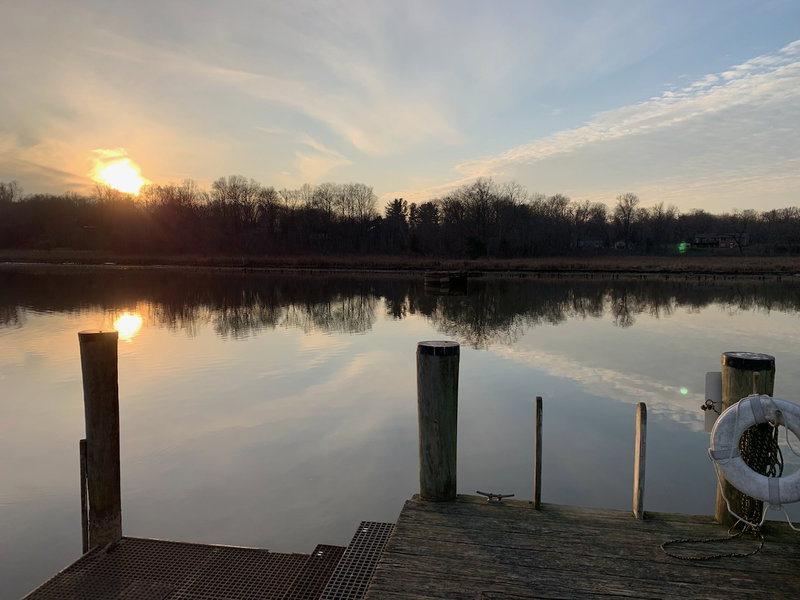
left=709, top=394, right=800, bottom=511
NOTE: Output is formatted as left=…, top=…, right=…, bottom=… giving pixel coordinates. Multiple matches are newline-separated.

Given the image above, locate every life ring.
left=709, top=394, right=800, bottom=507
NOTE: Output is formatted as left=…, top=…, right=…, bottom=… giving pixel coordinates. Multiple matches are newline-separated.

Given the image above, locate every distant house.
left=693, top=233, right=749, bottom=248
left=577, top=239, right=604, bottom=249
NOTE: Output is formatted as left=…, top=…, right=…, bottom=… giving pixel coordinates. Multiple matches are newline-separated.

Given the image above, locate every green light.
left=678, top=242, right=688, bottom=254
left=680, top=387, right=688, bottom=395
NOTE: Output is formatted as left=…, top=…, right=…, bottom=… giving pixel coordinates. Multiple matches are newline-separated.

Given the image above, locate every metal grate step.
left=319, top=522, right=394, bottom=600
left=282, top=544, right=346, bottom=600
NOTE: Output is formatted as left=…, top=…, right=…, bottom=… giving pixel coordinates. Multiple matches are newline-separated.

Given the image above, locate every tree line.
left=4, top=269, right=799, bottom=343
left=1, top=177, right=799, bottom=257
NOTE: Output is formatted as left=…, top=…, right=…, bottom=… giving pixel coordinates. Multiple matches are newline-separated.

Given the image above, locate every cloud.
left=4, top=2, right=799, bottom=207
left=396, top=40, right=800, bottom=208
left=458, top=42, right=800, bottom=176
left=258, top=128, right=353, bottom=184
left=81, top=20, right=461, bottom=158
left=490, top=344, right=705, bottom=430
left=0, top=135, right=92, bottom=193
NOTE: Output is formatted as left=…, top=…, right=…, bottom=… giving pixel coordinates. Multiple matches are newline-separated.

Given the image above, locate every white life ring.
left=709, top=394, right=800, bottom=506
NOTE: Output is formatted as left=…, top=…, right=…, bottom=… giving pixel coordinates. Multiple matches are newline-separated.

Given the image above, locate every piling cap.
left=722, top=351, right=775, bottom=371
left=417, top=341, right=460, bottom=356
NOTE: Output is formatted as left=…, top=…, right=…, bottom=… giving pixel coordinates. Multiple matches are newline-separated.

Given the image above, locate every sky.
left=1, top=0, right=799, bottom=213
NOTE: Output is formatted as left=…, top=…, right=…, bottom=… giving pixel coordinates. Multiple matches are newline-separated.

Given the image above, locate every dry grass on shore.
left=2, top=248, right=800, bottom=276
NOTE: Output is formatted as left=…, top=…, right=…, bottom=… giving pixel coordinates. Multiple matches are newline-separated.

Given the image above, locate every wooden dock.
left=365, top=495, right=800, bottom=599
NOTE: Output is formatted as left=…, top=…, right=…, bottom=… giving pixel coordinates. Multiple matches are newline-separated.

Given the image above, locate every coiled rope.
left=663, top=408, right=793, bottom=560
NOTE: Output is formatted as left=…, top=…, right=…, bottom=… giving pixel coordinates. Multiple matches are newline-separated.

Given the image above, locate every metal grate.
left=23, top=573, right=175, bottom=600
left=284, top=544, right=346, bottom=600
left=22, top=537, right=308, bottom=600
left=73, top=538, right=218, bottom=584
left=319, top=522, right=394, bottom=600
left=173, top=549, right=307, bottom=600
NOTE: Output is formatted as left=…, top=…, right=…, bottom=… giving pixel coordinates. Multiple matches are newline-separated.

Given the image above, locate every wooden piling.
left=79, top=439, right=89, bottom=554
left=714, top=351, right=775, bottom=527
left=417, top=341, right=459, bottom=501
left=533, top=396, right=542, bottom=510
left=633, top=402, right=646, bottom=519
left=78, top=330, right=122, bottom=548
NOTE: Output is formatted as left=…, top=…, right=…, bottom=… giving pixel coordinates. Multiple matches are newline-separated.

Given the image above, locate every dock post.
left=714, top=352, right=775, bottom=527
left=79, top=438, right=89, bottom=553
left=78, top=330, right=122, bottom=548
left=417, top=341, right=459, bottom=501
left=633, top=402, right=646, bottom=519
left=533, top=396, right=542, bottom=509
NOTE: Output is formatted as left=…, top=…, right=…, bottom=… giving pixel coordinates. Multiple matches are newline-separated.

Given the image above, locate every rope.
left=665, top=397, right=795, bottom=559
left=739, top=421, right=783, bottom=522
left=661, top=526, right=764, bottom=561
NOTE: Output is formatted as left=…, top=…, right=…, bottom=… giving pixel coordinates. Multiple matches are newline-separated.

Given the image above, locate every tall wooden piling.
left=714, top=351, right=775, bottom=527
left=417, top=341, right=459, bottom=501
left=533, top=396, right=542, bottom=510
left=633, top=402, right=646, bottom=519
left=78, top=330, right=122, bottom=548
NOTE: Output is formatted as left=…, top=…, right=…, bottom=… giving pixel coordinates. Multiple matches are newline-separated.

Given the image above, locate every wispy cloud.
left=258, top=128, right=352, bottom=184
left=3, top=1, right=799, bottom=208
left=394, top=40, right=800, bottom=207
left=0, top=135, right=90, bottom=193
left=85, top=23, right=461, bottom=158
left=491, top=344, right=705, bottom=430
left=456, top=41, right=800, bottom=178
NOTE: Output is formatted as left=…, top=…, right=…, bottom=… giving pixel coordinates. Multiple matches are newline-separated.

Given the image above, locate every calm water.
left=3, top=267, right=800, bottom=598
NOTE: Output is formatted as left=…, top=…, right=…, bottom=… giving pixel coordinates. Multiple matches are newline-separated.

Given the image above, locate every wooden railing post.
left=715, top=352, right=775, bottom=526
left=533, top=396, right=542, bottom=509
left=417, top=341, right=459, bottom=501
left=633, top=402, right=646, bottom=519
left=78, top=330, right=122, bottom=548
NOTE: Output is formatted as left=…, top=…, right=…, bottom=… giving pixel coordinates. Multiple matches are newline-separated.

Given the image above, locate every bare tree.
left=0, top=180, right=23, bottom=203
left=728, top=209, right=758, bottom=255
left=349, top=183, right=377, bottom=225
left=614, top=192, right=640, bottom=249
left=211, top=175, right=263, bottom=228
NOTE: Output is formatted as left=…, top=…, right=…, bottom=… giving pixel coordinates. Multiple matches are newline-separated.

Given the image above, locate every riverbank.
left=2, top=249, right=800, bottom=277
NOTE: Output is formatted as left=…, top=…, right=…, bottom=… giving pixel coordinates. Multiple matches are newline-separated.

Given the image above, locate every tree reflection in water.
left=2, top=268, right=799, bottom=347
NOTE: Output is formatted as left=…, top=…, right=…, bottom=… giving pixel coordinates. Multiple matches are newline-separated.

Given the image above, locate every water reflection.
left=4, top=266, right=800, bottom=598
left=113, top=312, right=143, bottom=340
left=2, top=269, right=800, bottom=345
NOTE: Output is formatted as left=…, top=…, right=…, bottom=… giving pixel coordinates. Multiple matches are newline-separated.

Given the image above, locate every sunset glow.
left=113, top=312, right=143, bottom=340
left=4, top=3, right=800, bottom=212
left=95, top=159, right=146, bottom=195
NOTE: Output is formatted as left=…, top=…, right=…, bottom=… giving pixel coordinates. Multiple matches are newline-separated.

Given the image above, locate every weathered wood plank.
left=365, top=495, right=800, bottom=599
left=396, top=498, right=797, bottom=546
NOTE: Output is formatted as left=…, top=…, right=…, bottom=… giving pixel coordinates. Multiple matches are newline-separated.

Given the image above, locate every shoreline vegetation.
left=2, top=249, right=800, bottom=279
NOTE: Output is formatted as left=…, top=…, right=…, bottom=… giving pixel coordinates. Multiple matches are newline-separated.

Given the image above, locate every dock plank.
left=365, top=495, right=800, bottom=599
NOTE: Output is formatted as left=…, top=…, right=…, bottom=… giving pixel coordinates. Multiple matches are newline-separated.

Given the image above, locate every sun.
left=96, top=159, right=146, bottom=195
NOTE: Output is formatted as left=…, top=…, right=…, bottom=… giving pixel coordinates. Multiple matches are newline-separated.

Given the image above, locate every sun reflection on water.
left=113, top=312, right=143, bottom=341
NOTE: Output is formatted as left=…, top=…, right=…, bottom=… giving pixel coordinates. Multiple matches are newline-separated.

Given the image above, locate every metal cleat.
left=476, top=490, right=515, bottom=503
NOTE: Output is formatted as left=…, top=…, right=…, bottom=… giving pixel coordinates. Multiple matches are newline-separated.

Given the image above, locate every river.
left=2, top=266, right=800, bottom=598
